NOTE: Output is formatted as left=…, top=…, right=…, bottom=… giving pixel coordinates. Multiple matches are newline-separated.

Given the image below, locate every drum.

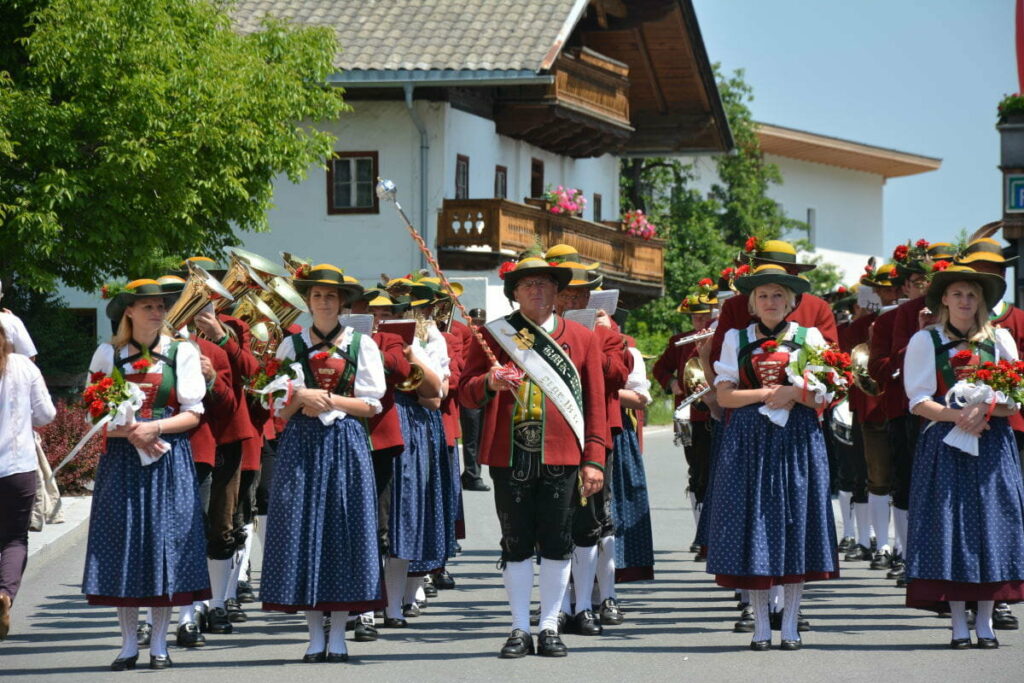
left=831, top=399, right=854, bottom=447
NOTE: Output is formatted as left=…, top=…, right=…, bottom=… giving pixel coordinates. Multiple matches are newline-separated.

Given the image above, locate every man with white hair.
left=0, top=279, right=38, bottom=360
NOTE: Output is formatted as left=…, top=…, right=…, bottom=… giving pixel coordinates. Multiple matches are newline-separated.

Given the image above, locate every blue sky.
left=692, top=0, right=1015, bottom=252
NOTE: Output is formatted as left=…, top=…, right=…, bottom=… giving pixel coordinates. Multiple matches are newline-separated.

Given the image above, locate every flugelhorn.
left=673, top=329, right=715, bottom=346
left=165, top=262, right=235, bottom=334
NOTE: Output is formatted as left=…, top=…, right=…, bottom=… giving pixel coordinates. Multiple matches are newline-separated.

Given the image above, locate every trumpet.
left=673, top=329, right=715, bottom=346
left=165, top=262, right=235, bottom=334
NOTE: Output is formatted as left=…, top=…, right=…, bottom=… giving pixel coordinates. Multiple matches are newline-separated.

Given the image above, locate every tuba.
left=232, top=291, right=282, bottom=356
left=165, top=262, right=235, bottom=334
left=851, top=343, right=881, bottom=396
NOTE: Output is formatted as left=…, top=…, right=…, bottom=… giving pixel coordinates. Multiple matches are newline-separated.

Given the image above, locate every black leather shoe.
left=499, top=629, right=534, bottom=658
left=870, top=550, right=892, bottom=570
left=462, top=477, right=491, bottom=492
left=797, top=611, right=810, bottom=632
left=689, top=542, right=701, bottom=553
left=194, top=605, right=208, bottom=633
left=599, top=597, right=624, bottom=625
left=433, top=570, right=456, bottom=590
left=886, top=563, right=906, bottom=580
left=206, top=606, right=233, bottom=634
left=110, top=654, right=138, bottom=671
left=895, top=576, right=908, bottom=588
left=225, top=598, right=247, bottom=623
left=838, top=536, right=855, bottom=553
left=749, top=640, right=770, bottom=651
left=537, top=629, right=568, bottom=657
left=975, top=637, right=999, bottom=649
left=734, top=605, right=755, bottom=633
left=780, top=638, right=802, bottom=651
left=844, top=544, right=872, bottom=561
left=993, top=603, right=1019, bottom=630
left=694, top=547, right=707, bottom=562
left=383, top=617, right=408, bottom=628
left=302, top=650, right=326, bottom=663
left=327, top=651, right=350, bottom=662
left=354, top=617, right=378, bottom=642
left=149, top=654, right=173, bottom=670
left=572, top=610, right=603, bottom=636
left=136, top=623, right=152, bottom=647
left=402, top=602, right=421, bottom=618
left=769, top=611, right=782, bottom=631
left=176, top=622, right=206, bottom=648
left=236, top=580, right=256, bottom=603
left=950, top=638, right=972, bottom=649
left=556, top=611, right=570, bottom=634
left=423, top=579, right=438, bottom=598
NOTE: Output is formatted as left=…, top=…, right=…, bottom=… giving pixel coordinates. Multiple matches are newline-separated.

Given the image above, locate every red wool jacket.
left=190, top=337, right=236, bottom=467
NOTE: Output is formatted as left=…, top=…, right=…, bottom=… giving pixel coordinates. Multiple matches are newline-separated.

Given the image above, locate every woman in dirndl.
left=902, top=265, right=1024, bottom=649
left=83, top=279, right=210, bottom=671
left=705, top=264, right=838, bottom=651
left=260, top=264, right=387, bottom=663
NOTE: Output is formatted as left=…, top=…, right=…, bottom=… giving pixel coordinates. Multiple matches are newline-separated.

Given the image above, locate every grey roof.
left=230, top=0, right=586, bottom=73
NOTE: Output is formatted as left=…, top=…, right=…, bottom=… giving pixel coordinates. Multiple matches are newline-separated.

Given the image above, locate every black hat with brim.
left=292, top=265, right=364, bottom=304
left=925, top=266, right=1006, bottom=313
left=735, top=264, right=811, bottom=296
left=105, top=279, right=179, bottom=322
left=502, top=257, right=573, bottom=300
left=752, top=240, right=816, bottom=273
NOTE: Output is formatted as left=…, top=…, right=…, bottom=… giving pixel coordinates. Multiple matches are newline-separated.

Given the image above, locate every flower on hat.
left=735, top=264, right=751, bottom=276
left=497, top=261, right=517, bottom=280
left=294, top=263, right=311, bottom=279
left=893, top=244, right=909, bottom=261
left=744, top=236, right=759, bottom=253
left=837, top=286, right=847, bottom=294
left=932, top=260, right=951, bottom=272
left=916, top=239, right=930, bottom=249
left=721, top=267, right=734, bottom=279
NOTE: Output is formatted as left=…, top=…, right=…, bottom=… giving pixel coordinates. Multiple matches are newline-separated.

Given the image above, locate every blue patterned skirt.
left=705, top=404, right=839, bottom=589
left=82, top=423, right=210, bottom=606
left=612, top=415, right=654, bottom=582
left=906, top=417, right=1024, bottom=609
left=394, top=393, right=447, bottom=573
left=694, top=419, right=724, bottom=548
left=260, top=414, right=383, bottom=612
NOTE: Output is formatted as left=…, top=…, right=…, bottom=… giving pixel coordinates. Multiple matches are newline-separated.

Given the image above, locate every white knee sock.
left=892, top=507, right=908, bottom=556
left=853, top=502, right=872, bottom=548
left=950, top=601, right=969, bottom=640
left=538, top=558, right=571, bottom=632
left=305, top=611, right=326, bottom=655
left=560, top=578, right=573, bottom=614
left=868, top=493, right=891, bottom=552
left=403, top=576, right=422, bottom=606
left=571, top=545, right=599, bottom=614
left=255, top=514, right=267, bottom=552
left=225, top=544, right=247, bottom=601
left=838, top=490, right=854, bottom=539
left=502, top=559, right=534, bottom=633
left=688, top=491, right=698, bottom=526
left=148, top=606, right=171, bottom=657
left=769, top=585, right=783, bottom=613
left=781, top=583, right=803, bottom=641
left=976, top=600, right=996, bottom=639
left=328, top=611, right=349, bottom=655
left=117, top=607, right=140, bottom=659
left=384, top=558, right=410, bottom=619
left=178, top=603, right=195, bottom=626
left=750, top=590, right=771, bottom=642
left=596, top=536, right=617, bottom=602
left=207, top=558, right=231, bottom=610
left=238, top=522, right=255, bottom=584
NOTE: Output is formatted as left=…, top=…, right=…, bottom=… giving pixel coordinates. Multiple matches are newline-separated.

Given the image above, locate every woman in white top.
left=259, top=264, right=387, bottom=663
left=0, top=323, right=55, bottom=640
left=902, top=265, right=1024, bottom=649
left=81, top=279, right=209, bottom=671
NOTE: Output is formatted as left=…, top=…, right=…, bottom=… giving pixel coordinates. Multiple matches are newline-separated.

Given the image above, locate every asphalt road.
left=2, top=426, right=1022, bottom=681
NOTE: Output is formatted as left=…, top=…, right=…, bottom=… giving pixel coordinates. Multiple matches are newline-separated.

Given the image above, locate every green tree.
left=0, top=0, right=348, bottom=292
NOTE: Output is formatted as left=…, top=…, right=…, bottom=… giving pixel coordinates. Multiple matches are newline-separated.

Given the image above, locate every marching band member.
left=902, top=265, right=1024, bottom=648
left=260, top=264, right=386, bottom=663
left=460, top=256, right=608, bottom=658
left=84, top=280, right=210, bottom=670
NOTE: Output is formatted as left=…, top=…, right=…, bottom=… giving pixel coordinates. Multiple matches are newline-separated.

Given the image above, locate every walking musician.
left=460, top=254, right=609, bottom=659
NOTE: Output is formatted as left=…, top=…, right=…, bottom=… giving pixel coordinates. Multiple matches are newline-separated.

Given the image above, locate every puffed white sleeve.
left=174, top=342, right=206, bottom=415
left=88, top=343, right=115, bottom=375
left=275, top=335, right=296, bottom=362
left=995, top=328, right=1020, bottom=363
left=713, top=328, right=741, bottom=385
left=804, top=326, right=827, bottom=349
left=354, top=334, right=386, bottom=414
left=427, top=324, right=451, bottom=380
left=625, top=347, right=652, bottom=405
left=410, top=341, right=444, bottom=388
left=903, top=329, right=937, bottom=412
left=8, top=315, right=37, bottom=357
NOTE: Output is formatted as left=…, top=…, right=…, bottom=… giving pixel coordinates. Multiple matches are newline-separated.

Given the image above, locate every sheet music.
left=587, top=289, right=619, bottom=315
left=339, top=314, right=374, bottom=335
left=378, top=319, right=417, bottom=345
left=563, top=308, right=598, bottom=331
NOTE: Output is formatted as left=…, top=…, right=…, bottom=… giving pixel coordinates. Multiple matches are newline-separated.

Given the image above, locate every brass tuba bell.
left=850, top=343, right=881, bottom=396
left=165, top=262, right=235, bottom=334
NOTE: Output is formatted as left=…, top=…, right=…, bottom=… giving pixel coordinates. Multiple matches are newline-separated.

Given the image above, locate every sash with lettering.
left=487, top=311, right=585, bottom=452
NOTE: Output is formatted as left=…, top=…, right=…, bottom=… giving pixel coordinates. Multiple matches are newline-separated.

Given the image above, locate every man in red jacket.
left=460, top=256, right=607, bottom=659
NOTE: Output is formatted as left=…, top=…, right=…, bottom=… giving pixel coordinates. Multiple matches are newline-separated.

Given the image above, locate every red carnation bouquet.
left=82, top=369, right=143, bottom=425
left=246, top=357, right=303, bottom=414
left=942, top=356, right=1024, bottom=455
left=789, top=343, right=852, bottom=408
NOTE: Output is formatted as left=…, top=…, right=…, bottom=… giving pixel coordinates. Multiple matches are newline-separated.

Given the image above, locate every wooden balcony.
left=495, top=48, right=634, bottom=158
left=436, top=198, right=664, bottom=304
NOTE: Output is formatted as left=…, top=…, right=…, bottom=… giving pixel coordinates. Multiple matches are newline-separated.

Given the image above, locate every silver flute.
left=673, top=329, right=715, bottom=346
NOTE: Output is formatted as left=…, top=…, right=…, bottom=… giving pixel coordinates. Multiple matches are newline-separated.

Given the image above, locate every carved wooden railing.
left=437, top=198, right=664, bottom=285
left=549, top=48, right=631, bottom=127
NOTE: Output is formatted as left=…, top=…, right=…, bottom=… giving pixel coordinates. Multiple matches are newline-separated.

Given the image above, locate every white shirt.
left=0, top=311, right=38, bottom=358
left=276, top=327, right=386, bottom=414
left=88, top=336, right=207, bottom=415
left=903, top=326, right=1018, bottom=412
left=713, top=322, right=828, bottom=386
left=0, top=354, right=56, bottom=478
left=624, top=347, right=652, bottom=405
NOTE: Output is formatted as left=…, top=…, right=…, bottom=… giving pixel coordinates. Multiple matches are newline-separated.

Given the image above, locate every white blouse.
left=0, top=354, right=56, bottom=478
left=713, top=322, right=828, bottom=386
left=903, top=326, right=1018, bottom=411
left=88, top=336, right=206, bottom=415
left=276, top=326, right=386, bottom=414
left=624, top=347, right=652, bottom=405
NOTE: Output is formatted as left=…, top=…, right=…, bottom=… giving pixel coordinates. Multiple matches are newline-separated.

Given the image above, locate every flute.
left=673, top=329, right=715, bottom=346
